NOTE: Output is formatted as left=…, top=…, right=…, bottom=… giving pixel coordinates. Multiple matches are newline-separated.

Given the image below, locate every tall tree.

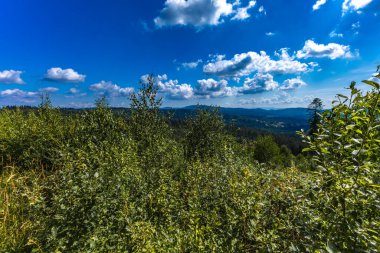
left=129, top=74, right=170, bottom=157
left=184, top=107, right=227, bottom=161
left=307, top=98, right=323, bottom=138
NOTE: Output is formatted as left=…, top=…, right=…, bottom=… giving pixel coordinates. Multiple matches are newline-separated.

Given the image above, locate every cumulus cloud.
left=181, top=59, right=203, bottom=70
left=141, top=74, right=194, bottom=100
left=154, top=0, right=234, bottom=27
left=0, top=87, right=59, bottom=103
left=203, top=49, right=309, bottom=78
left=343, top=0, right=373, bottom=14
left=44, top=67, right=86, bottom=83
left=313, top=0, right=327, bottom=11
left=0, top=70, right=25, bottom=84
left=195, top=78, right=237, bottom=98
left=155, top=74, right=194, bottom=99
left=274, top=48, right=294, bottom=61
left=90, top=81, right=134, bottom=97
left=0, top=89, right=38, bottom=99
left=239, top=73, right=279, bottom=94
left=296, top=40, right=357, bottom=60
left=279, top=77, right=307, bottom=90
left=154, top=0, right=265, bottom=27
left=232, top=0, right=256, bottom=20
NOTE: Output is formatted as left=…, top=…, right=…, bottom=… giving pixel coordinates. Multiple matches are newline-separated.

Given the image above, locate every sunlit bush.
left=0, top=70, right=379, bottom=252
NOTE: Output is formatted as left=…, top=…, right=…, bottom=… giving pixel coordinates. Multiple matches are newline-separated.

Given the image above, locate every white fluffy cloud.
left=296, top=40, right=357, bottom=60
left=154, top=74, right=194, bottom=99
left=0, top=89, right=38, bottom=98
left=44, top=67, right=86, bottom=83
left=141, top=74, right=194, bottom=100
left=313, top=0, right=327, bottom=11
left=195, top=78, right=237, bottom=98
left=154, top=0, right=264, bottom=27
left=90, top=81, right=134, bottom=97
left=203, top=49, right=309, bottom=78
left=0, top=87, right=59, bottom=103
left=232, top=1, right=256, bottom=20
left=279, top=77, right=307, bottom=90
left=343, top=0, right=373, bottom=14
left=313, top=0, right=373, bottom=14
left=154, top=0, right=234, bottom=27
left=0, top=70, right=25, bottom=84
left=239, top=73, right=279, bottom=94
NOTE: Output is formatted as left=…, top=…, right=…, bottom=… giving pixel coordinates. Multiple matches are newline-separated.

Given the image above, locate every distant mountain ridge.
left=163, top=106, right=310, bottom=133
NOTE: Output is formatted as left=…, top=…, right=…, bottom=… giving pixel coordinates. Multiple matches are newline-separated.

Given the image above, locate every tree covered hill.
left=165, top=106, right=310, bottom=133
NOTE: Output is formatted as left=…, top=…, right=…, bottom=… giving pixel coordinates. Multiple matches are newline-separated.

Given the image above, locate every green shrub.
left=0, top=168, right=43, bottom=252
left=299, top=76, right=380, bottom=251
left=253, top=135, right=280, bottom=163
left=0, top=69, right=379, bottom=252
left=184, top=107, right=232, bottom=162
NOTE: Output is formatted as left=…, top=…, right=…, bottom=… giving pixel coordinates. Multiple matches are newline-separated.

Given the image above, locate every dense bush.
left=299, top=78, right=380, bottom=251
left=253, top=135, right=280, bottom=163
left=0, top=71, right=379, bottom=252
left=184, top=107, right=233, bottom=162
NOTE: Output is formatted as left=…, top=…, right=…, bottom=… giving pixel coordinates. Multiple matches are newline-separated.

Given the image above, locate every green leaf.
left=321, top=148, right=330, bottom=154
left=355, top=129, right=363, bottom=135
left=326, top=240, right=339, bottom=253
left=302, top=147, right=312, bottom=152
left=362, top=80, right=380, bottom=89
left=351, top=138, right=362, bottom=144
left=337, top=94, right=349, bottom=99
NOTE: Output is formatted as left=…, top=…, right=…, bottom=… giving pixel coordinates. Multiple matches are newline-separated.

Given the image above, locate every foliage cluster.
left=0, top=73, right=379, bottom=252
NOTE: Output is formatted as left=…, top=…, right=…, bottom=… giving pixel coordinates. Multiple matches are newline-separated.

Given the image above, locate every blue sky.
left=0, top=0, right=379, bottom=108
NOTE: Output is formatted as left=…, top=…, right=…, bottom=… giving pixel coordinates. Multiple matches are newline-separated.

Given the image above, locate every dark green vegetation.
left=167, top=106, right=311, bottom=134
left=307, top=98, right=324, bottom=138
left=7, top=104, right=311, bottom=134
left=1, top=72, right=379, bottom=252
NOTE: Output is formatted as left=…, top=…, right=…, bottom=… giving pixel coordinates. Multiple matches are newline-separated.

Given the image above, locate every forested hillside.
left=0, top=72, right=379, bottom=252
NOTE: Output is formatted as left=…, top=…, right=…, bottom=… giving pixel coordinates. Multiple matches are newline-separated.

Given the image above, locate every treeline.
left=0, top=73, right=379, bottom=252
left=3, top=105, right=307, bottom=156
